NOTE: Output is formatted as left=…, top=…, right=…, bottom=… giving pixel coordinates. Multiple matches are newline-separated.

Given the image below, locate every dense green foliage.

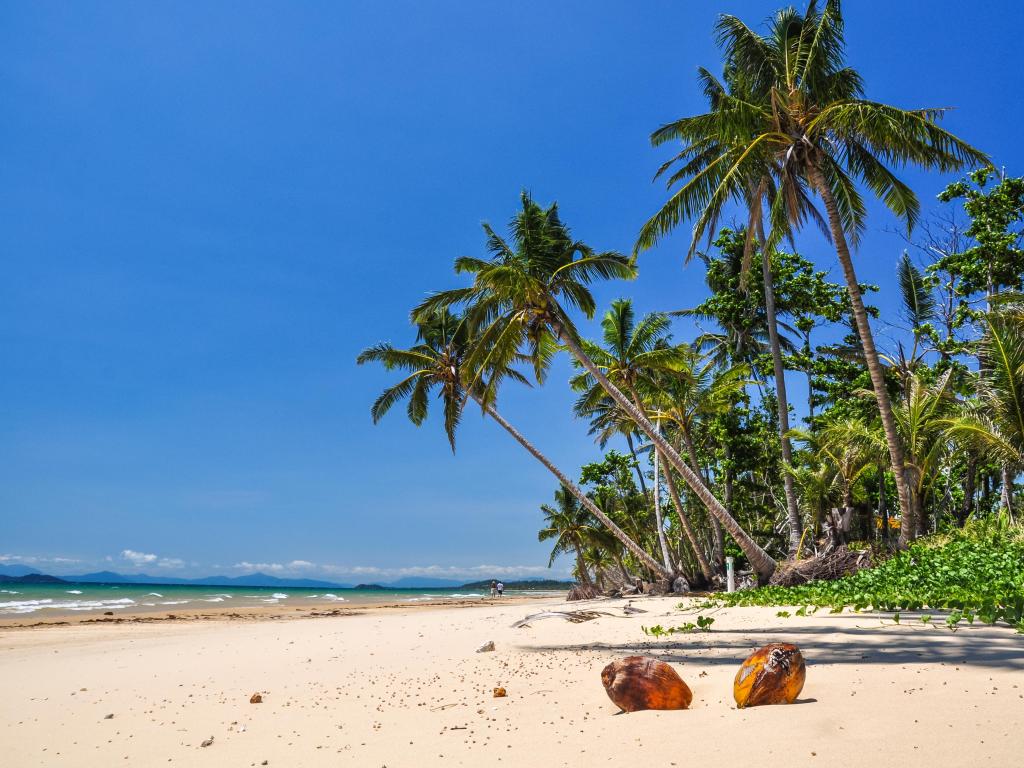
left=711, top=523, right=1024, bottom=628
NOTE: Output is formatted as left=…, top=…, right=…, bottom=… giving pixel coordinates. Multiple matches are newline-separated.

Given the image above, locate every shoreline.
left=0, top=593, right=562, bottom=630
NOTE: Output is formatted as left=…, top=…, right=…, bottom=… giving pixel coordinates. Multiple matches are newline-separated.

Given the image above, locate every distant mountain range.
left=0, top=565, right=352, bottom=588
left=0, top=564, right=571, bottom=590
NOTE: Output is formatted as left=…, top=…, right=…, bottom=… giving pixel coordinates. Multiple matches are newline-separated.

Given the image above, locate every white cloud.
left=121, top=549, right=158, bottom=566
left=121, top=550, right=183, bottom=569
left=233, top=561, right=286, bottom=572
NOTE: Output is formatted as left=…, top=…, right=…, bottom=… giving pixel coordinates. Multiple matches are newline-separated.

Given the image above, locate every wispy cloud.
left=0, top=554, right=81, bottom=565
left=233, top=561, right=286, bottom=572
left=120, top=550, right=185, bottom=570
left=121, top=549, right=158, bottom=566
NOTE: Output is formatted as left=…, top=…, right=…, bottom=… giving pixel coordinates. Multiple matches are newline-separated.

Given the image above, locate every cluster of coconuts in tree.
left=601, top=643, right=805, bottom=712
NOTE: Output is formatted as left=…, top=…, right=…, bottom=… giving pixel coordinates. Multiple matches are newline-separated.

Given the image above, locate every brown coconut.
left=601, top=656, right=693, bottom=712
left=733, top=643, right=806, bottom=708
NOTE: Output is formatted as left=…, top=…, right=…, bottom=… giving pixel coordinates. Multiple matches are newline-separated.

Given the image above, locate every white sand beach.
left=2, top=596, right=1022, bottom=767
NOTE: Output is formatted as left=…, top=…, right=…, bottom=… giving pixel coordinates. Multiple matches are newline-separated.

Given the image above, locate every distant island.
left=0, top=564, right=574, bottom=591
left=0, top=573, right=68, bottom=585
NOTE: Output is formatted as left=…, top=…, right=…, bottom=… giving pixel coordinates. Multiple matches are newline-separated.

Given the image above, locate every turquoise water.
left=0, top=583, right=557, bottom=617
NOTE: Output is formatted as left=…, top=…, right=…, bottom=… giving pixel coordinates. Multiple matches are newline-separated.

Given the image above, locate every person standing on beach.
left=496, top=581, right=504, bottom=597
left=490, top=580, right=497, bottom=598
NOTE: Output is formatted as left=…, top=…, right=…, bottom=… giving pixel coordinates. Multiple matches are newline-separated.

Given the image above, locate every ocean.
left=0, top=582, right=559, bottom=617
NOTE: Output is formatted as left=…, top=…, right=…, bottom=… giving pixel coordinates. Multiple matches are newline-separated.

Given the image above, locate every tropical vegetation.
left=358, top=1, right=1021, bottom=598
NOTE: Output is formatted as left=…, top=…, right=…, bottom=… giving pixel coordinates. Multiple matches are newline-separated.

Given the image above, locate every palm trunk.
left=574, top=549, right=593, bottom=589
left=473, top=395, right=671, bottom=578
left=661, top=463, right=716, bottom=583
left=957, top=455, right=976, bottom=527
left=756, top=227, right=803, bottom=555
left=878, top=465, right=889, bottom=542
left=624, top=386, right=674, bottom=574
left=803, top=329, right=815, bottom=422
left=651, top=421, right=675, bottom=572
left=811, top=166, right=915, bottom=546
left=556, top=328, right=777, bottom=581
left=625, top=432, right=648, bottom=495
left=1000, top=465, right=1015, bottom=520
left=679, top=423, right=724, bottom=568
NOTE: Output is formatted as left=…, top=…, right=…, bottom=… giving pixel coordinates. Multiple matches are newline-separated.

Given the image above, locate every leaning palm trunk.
left=756, top=224, right=803, bottom=555
left=574, top=550, right=594, bottom=589
left=472, top=395, right=671, bottom=579
left=651, top=420, right=675, bottom=573
left=624, top=384, right=674, bottom=575
left=557, top=329, right=777, bottom=581
left=625, top=433, right=648, bottom=495
left=661, top=462, right=716, bottom=583
left=811, top=167, right=915, bottom=546
left=679, top=423, right=724, bottom=568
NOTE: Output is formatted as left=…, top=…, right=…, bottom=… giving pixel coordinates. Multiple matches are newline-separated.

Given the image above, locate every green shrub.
left=708, top=521, right=1024, bottom=627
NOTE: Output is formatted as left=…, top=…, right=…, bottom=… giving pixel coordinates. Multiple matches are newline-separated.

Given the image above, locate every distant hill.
left=381, top=577, right=464, bottom=588
left=0, top=573, right=67, bottom=584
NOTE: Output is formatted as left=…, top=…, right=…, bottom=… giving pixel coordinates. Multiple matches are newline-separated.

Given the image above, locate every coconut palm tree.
left=944, top=305, right=1024, bottom=520
left=637, top=0, right=989, bottom=546
left=675, top=230, right=805, bottom=554
left=416, top=193, right=778, bottom=580
left=569, top=298, right=686, bottom=573
left=820, top=370, right=957, bottom=537
left=357, top=308, right=670, bottom=578
left=538, top=487, right=600, bottom=589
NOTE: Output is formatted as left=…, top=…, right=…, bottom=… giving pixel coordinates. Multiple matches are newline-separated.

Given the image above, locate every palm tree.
left=637, top=0, right=989, bottom=546
left=676, top=231, right=804, bottom=553
left=945, top=305, right=1024, bottom=520
left=569, top=298, right=685, bottom=573
left=357, top=307, right=670, bottom=578
left=821, top=370, right=957, bottom=537
left=793, top=423, right=874, bottom=543
left=538, top=487, right=600, bottom=589
left=416, top=193, right=778, bottom=580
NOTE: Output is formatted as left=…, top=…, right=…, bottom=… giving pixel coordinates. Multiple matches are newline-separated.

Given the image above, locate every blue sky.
left=2, top=1, right=1022, bottom=581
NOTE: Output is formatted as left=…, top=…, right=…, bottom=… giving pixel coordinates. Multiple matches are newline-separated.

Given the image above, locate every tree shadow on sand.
left=518, top=616, right=1024, bottom=671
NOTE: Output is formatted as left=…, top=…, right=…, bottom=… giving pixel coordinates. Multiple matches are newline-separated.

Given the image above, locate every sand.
left=2, top=595, right=1022, bottom=767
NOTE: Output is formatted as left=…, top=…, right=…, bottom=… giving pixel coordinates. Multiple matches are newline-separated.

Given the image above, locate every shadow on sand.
left=518, top=614, right=1024, bottom=671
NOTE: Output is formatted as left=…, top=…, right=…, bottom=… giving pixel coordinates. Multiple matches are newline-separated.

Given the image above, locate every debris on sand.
left=511, top=610, right=612, bottom=628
